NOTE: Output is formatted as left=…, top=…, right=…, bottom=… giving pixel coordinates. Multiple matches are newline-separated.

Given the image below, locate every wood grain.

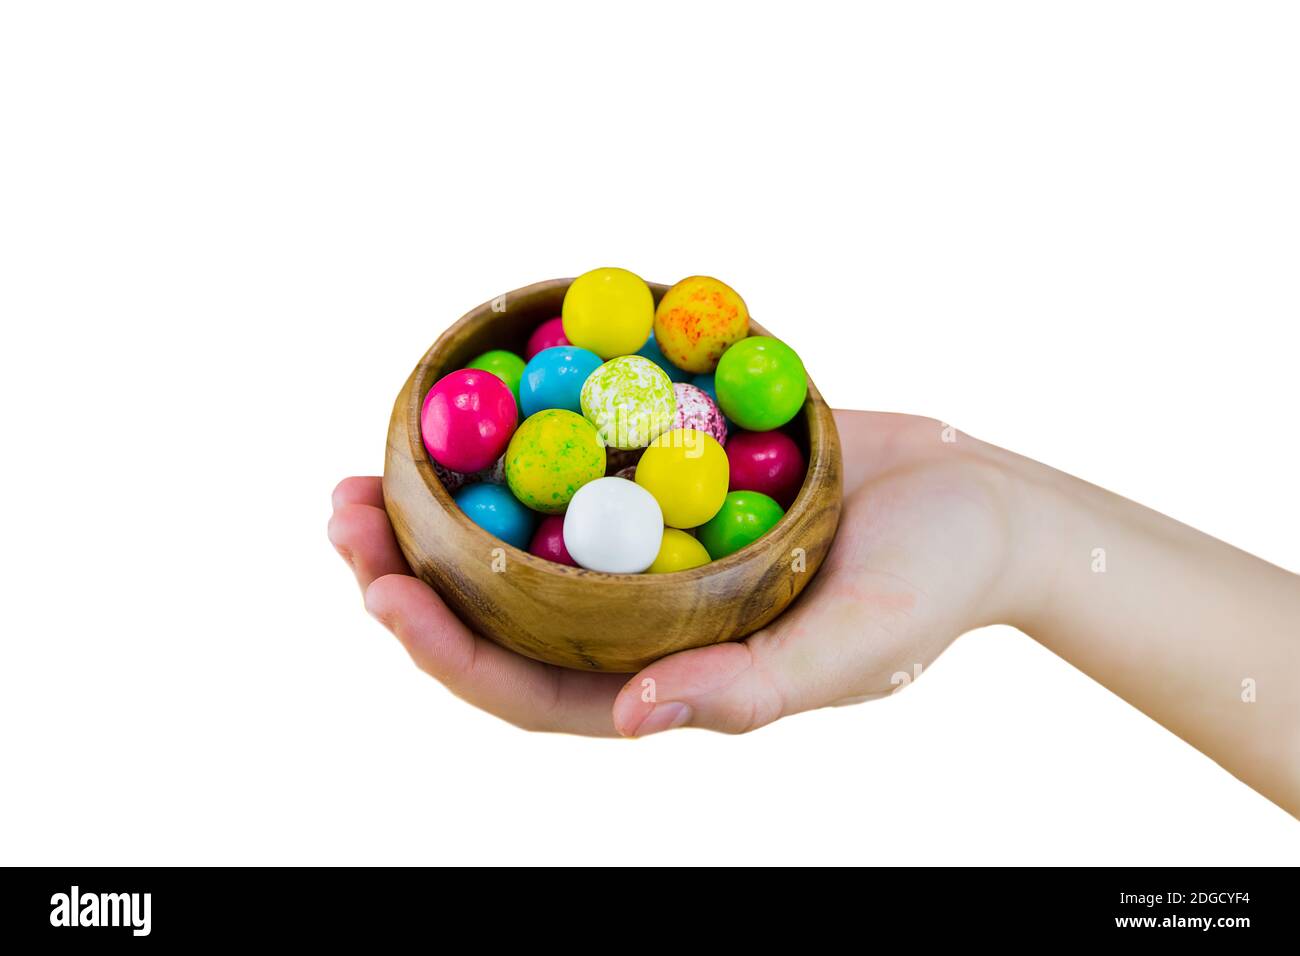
left=383, top=278, right=843, bottom=672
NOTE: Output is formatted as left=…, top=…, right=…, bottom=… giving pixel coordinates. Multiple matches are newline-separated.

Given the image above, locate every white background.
left=2, top=2, right=1297, bottom=865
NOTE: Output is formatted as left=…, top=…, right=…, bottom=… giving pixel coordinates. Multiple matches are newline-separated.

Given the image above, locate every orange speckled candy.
left=653, top=275, right=750, bottom=374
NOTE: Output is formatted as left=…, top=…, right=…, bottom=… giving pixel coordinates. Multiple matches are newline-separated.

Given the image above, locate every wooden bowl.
left=383, top=278, right=842, bottom=672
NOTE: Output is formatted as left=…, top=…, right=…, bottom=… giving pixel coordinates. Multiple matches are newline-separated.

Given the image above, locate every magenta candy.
left=421, top=369, right=518, bottom=473
left=529, top=514, right=577, bottom=566
left=524, top=316, right=570, bottom=360
left=672, top=382, right=728, bottom=446
left=726, top=429, right=806, bottom=509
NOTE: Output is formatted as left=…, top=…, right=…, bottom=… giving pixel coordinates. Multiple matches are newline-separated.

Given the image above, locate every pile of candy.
left=421, top=268, right=809, bottom=574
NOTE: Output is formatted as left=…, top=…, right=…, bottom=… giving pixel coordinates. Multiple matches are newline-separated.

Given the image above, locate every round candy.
left=671, top=382, right=727, bottom=446
left=636, top=333, right=691, bottom=383
left=563, top=477, right=663, bottom=574
left=714, top=336, right=807, bottom=431
left=635, top=428, right=729, bottom=529
left=504, top=409, right=605, bottom=514
left=421, top=369, right=518, bottom=473
left=466, top=349, right=525, bottom=408
left=653, top=275, right=750, bottom=373
left=453, top=482, right=535, bottom=550
left=726, top=430, right=806, bottom=508
left=562, top=267, right=655, bottom=359
left=525, top=316, right=570, bottom=360
left=614, top=464, right=637, bottom=481
left=647, top=528, right=711, bottom=574
left=580, top=355, right=676, bottom=450
left=690, top=372, right=733, bottom=435
left=528, top=514, right=577, bottom=566
left=696, top=490, right=785, bottom=560
left=519, top=345, right=603, bottom=418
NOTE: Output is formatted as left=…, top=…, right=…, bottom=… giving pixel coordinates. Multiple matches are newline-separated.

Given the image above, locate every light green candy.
left=579, top=355, right=676, bottom=450
left=504, top=409, right=605, bottom=513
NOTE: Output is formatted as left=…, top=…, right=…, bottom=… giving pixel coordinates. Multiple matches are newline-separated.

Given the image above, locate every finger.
left=328, top=502, right=411, bottom=589
left=332, top=475, right=385, bottom=510
left=365, top=573, right=623, bottom=736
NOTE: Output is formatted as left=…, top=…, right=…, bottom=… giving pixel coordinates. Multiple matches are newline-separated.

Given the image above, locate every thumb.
left=612, top=563, right=933, bottom=735
left=613, top=615, right=884, bottom=736
left=613, top=641, right=786, bottom=736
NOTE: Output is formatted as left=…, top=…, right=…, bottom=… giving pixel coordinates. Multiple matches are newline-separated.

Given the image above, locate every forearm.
left=1003, top=452, right=1300, bottom=815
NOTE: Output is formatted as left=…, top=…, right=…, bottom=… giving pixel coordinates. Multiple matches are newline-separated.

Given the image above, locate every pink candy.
left=672, top=382, right=728, bottom=446
left=421, top=369, right=517, bottom=473
left=524, top=316, right=570, bottom=360
left=529, top=514, right=577, bottom=566
left=725, top=429, right=806, bottom=509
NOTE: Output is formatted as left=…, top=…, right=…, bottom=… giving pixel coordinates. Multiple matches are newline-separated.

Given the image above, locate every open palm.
left=329, top=410, right=1021, bottom=736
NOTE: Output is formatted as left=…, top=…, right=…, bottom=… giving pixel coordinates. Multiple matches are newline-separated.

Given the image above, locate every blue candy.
left=692, top=372, right=719, bottom=402
left=453, top=482, right=535, bottom=549
left=519, top=345, right=604, bottom=418
left=637, top=334, right=691, bottom=383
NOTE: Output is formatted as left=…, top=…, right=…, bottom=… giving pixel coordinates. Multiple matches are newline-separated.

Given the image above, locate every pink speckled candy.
left=421, top=369, right=518, bottom=473
left=524, top=316, right=570, bottom=360
left=529, top=514, right=577, bottom=566
left=671, top=382, right=728, bottom=446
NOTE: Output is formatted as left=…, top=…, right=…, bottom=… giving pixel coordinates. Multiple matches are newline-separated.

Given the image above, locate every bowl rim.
left=402, top=277, right=837, bottom=584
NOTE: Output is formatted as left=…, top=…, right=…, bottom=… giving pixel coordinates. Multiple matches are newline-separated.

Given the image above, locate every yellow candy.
left=635, top=428, right=729, bottom=529
left=653, top=275, right=749, bottom=373
left=648, top=528, right=711, bottom=573
left=562, top=267, right=655, bottom=359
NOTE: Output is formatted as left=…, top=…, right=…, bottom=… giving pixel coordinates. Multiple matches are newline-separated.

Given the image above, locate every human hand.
left=329, top=409, right=1037, bottom=736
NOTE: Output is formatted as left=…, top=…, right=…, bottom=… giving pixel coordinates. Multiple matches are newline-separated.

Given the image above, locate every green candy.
left=697, top=490, right=785, bottom=559
left=504, top=409, right=605, bottom=514
left=714, top=336, right=807, bottom=431
left=467, top=349, right=526, bottom=409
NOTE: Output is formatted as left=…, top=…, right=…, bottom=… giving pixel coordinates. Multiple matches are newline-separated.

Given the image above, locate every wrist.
left=975, top=444, right=1078, bottom=634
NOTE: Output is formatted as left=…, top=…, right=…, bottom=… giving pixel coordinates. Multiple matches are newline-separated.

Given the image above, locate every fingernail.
left=634, top=702, right=692, bottom=737
left=334, top=544, right=355, bottom=568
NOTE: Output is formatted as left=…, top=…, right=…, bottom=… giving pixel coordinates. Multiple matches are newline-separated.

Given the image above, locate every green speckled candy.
left=579, top=355, right=676, bottom=450
left=504, top=409, right=606, bottom=513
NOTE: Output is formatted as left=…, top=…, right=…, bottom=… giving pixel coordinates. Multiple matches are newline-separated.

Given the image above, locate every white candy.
left=563, top=477, right=663, bottom=573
